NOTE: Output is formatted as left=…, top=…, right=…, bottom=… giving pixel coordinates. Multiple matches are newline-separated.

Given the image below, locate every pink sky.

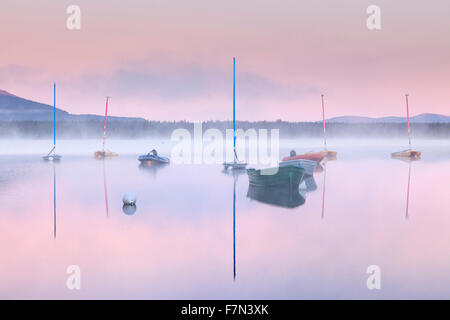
left=0, top=0, right=449, bottom=121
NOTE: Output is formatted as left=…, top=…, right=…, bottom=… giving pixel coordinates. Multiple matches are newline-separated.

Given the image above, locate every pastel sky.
left=0, top=0, right=449, bottom=121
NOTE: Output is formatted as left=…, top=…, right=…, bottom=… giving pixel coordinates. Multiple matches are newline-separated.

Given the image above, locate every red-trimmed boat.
left=282, top=152, right=324, bottom=163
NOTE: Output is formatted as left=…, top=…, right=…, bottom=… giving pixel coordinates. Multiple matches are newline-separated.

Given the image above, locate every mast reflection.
left=102, top=159, right=109, bottom=217
left=223, top=168, right=245, bottom=281
left=139, top=161, right=168, bottom=178
left=321, top=162, right=326, bottom=219
left=392, top=155, right=419, bottom=219
left=392, top=156, right=419, bottom=219
left=406, top=161, right=411, bottom=219
left=52, top=163, right=56, bottom=238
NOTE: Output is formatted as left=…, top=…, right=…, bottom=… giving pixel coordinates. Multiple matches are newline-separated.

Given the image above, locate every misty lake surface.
left=0, top=139, right=449, bottom=299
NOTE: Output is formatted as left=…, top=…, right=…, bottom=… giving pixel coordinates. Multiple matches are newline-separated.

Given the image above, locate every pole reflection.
left=52, top=162, right=56, bottom=239
left=102, top=160, right=109, bottom=218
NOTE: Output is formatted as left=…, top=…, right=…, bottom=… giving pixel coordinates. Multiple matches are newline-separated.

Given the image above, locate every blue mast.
left=233, top=57, right=236, bottom=151
left=53, top=82, right=56, bottom=147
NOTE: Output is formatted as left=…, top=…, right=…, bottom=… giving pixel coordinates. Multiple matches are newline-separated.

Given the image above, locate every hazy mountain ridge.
left=325, top=113, right=450, bottom=123
left=1, top=89, right=449, bottom=123
left=0, top=89, right=145, bottom=122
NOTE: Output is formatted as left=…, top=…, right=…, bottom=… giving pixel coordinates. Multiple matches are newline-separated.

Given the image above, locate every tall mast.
left=405, top=94, right=412, bottom=149
left=53, top=82, right=56, bottom=148
left=233, top=58, right=236, bottom=158
left=103, top=96, right=110, bottom=151
left=321, top=94, right=327, bottom=149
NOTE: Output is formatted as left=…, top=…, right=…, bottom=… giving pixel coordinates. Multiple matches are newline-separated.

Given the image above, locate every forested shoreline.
left=0, top=120, right=449, bottom=139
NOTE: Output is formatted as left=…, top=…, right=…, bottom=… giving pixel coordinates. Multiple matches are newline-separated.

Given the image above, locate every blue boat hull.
left=138, top=154, right=170, bottom=164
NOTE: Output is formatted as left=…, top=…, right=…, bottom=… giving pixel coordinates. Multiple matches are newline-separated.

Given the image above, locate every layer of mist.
left=0, top=120, right=449, bottom=139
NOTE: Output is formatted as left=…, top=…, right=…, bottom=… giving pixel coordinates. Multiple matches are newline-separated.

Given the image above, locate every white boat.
left=279, top=158, right=317, bottom=176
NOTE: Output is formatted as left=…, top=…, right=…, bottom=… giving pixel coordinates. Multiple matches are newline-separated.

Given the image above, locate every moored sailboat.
left=94, top=96, right=118, bottom=159
left=223, top=57, right=247, bottom=170
left=306, top=94, right=337, bottom=160
left=319, top=94, right=337, bottom=159
left=43, top=83, right=61, bottom=161
left=282, top=95, right=336, bottom=165
left=391, top=94, right=421, bottom=160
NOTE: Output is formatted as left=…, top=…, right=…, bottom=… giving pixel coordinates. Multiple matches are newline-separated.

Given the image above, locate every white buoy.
left=122, top=192, right=136, bottom=205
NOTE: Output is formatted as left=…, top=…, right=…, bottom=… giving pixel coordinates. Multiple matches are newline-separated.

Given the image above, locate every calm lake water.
left=0, top=139, right=449, bottom=299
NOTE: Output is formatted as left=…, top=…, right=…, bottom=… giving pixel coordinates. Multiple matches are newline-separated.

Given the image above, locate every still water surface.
left=0, top=139, right=449, bottom=299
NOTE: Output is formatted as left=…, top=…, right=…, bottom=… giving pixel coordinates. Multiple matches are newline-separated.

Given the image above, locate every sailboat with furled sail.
left=223, top=57, right=247, bottom=170
left=318, top=94, right=337, bottom=159
left=43, top=83, right=61, bottom=161
left=94, top=96, right=118, bottom=159
left=391, top=94, right=421, bottom=160
left=282, top=94, right=336, bottom=164
left=303, top=94, right=337, bottom=160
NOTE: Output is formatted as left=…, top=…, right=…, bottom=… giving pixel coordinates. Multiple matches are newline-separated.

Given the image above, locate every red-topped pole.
left=321, top=94, right=327, bottom=149
left=405, top=94, right=411, bottom=149
left=103, top=96, right=109, bottom=151
left=406, top=161, right=411, bottom=219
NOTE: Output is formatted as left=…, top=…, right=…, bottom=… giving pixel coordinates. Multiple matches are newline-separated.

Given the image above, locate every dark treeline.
left=0, top=120, right=449, bottom=139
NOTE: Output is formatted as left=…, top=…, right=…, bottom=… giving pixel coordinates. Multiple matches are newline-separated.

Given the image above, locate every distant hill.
left=0, top=89, right=145, bottom=122
left=326, top=113, right=450, bottom=123
left=1, top=88, right=449, bottom=124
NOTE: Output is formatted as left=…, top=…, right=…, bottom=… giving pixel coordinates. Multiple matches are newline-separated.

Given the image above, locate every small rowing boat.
left=247, top=165, right=305, bottom=187
left=282, top=150, right=324, bottom=163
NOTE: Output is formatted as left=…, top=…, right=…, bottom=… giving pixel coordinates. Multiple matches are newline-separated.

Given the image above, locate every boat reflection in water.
left=139, top=160, right=168, bottom=178
left=247, top=182, right=306, bottom=209
left=52, top=163, right=57, bottom=238
left=315, top=155, right=337, bottom=219
left=246, top=164, right=311, bottom=209
left=321, top=162, right=327, bottom=219
left=247, top=184, right=306, bottom=209
left=299, top=175, right=318, bottom=193
left=222, top=168, right=246, bottom=280
left=101, top=159, right=110, bottom=217
left=392, top=155, right=420, bottom=219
